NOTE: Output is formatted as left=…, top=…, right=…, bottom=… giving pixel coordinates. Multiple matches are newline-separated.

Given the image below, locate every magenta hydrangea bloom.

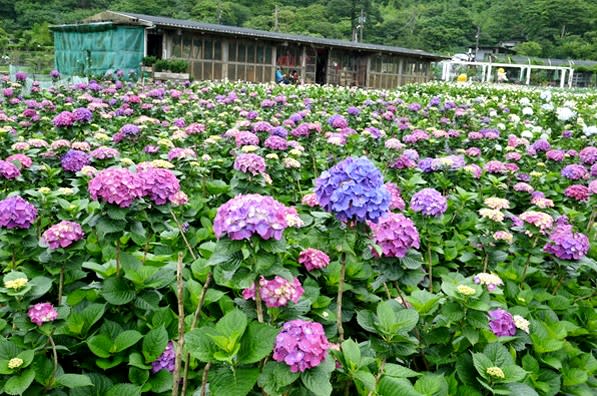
left=273, top=320, right=329, bottom=372
left=0, top=160, right=21, bottom=179
left=235, top=131, right=260, bottom=146
left=328, top=114, right=349, bottom=129
left=6, top=154, right=32, bottom=168
left=88, top=168, right=144, bottom=208
left=151, top=341, right=176, bottom=373
left=52, top=111, right=75, bottom=128
left=213, top=194, right=294, bottom=241
left=233, top=153, right=266, bottom=176
left=28, top=302, right=58, bottom=326
left=564, top=185, right=590, bottom=202
left=488, top=309, right=516, bottom=336
left=315, top=157, right=390, bottom=223
left=264, top=135, right=288, bottom=150
left=243, top=276, right=304, bottom=307
left=42, top=221, right=84, bottom=249
left=410, top=188, right=447, bottom=217
left=61, top=150, right=90, bottom=172
left=138, top=167, right=180, bottom=205
left=369, top=213, right=420, bottom=258
left=544, top=221, right=589, bottom=261
left=579, top=147, right=597, bottom=165
left=298, top=248, right=330, bottom=271
left=384, top=182, right=405, bottom=211
left=0, top=195, right=37, bottom=229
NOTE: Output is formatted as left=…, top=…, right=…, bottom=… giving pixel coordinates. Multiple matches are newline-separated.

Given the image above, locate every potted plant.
left=153, top=59, right=190, bottom=81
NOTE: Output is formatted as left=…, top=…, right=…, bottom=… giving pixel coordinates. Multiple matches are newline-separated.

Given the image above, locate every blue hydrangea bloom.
left=315, top=157, right=390, bottom=223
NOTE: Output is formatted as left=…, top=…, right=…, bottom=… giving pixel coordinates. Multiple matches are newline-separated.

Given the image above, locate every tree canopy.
left=2, top=0, right=596, bottom=59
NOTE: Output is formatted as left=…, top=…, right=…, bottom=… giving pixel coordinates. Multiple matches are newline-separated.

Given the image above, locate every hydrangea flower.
left=235, top=131, right=260, bottom=146
left=273, top=320, right=329, bottom=372
left=384, top=182, right=406, bottom=211
left=298, top=248, right=330, bottom=271
left=264, top=135, right=288, bottom=150
left=113, top=124, right=141, bottom=143
left=301, top=193, right=318, bottom=207
left=484, top=197, right=510, bottom=210
left=369, top=213, right=420, bottom=258
left=61, top=150, right=90, bottom=173
left=488, top=309, right=516, bottom=336
left=42, top=221, right=85, bottom=249
left=519, top=210, right=553, bottom=233
left=561, top=164, right=588, bottom=180
left=328, top=114, right=349, bottom=129
left=6, top=154, right=32, bottom=168
left=474, top=272, right=503, bottom=291
left=243, top=276, right=304, bottom=307
left=493, top=231, right=513, bottom=244
left=579, top=147, right=597, bottom=165
left=151, top=341, right=175, bottom=373
left=513, top=315, right=530, bottom=333
left=0, top=160, right=21, bottom=179
left=234, top=153, right=266, bottom=176
left=88, top=168, right=144, bottom=208
left=315, top=157, right=390, bottom=223
left=544, top=221, right=589, bottom=261
left=564, top=185, right=589, bottom=202
left=52, top=111, right=75, bottom=128
left=410, top=188, right=447, bottom=217
left=28, top=302, right=58, bottom=326
left=0, top=195, right=37, bottom=229
left=138, top=167, right=181, bottom=205
left=213, top=194, right=296, bottom=241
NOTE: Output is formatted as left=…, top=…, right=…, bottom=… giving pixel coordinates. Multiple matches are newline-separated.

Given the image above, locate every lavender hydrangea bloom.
left=264, top=135, right=288, bottom=150
left=138, top=168, right=181, bottom=205
left=0, top=195, right=37, bottom=229
left=579, top=147, right=597, bottom=165
left=151, top=342, right=175, bottom=373
left=61, top=150, right=90, bottom=172
left=561, top=164, right=588, bottom=180
left=234, top=153, right=266, bottom=176
left=315, top=157, right=390, bottom=223
left=88, top=168, right=144, bottom=208
left=113, top=124, right=140, bottom=143
left=369, top=213, right=420, bottom=258
left=410, top=188, right=447, bottom=217
left=0, top=160, right=21, bottom=179
left=273, top=320, right=330, bottom=372
left=235, top=131, right=260, bottom=146
left=90, top=147, right=119, bottom=160
left=72, top=107, right=93, bottom=123
left=52, top=111, right=75, bottom=128
left=42, top=221, right=85, bottom=249
left=213, top=194, right=294, bottom=241
left=328, top=114, right=349, bottom=129
left=28, top=302, right=58, bottom=326
left=488, top=309, right=516, bottom=336
left=544, top=221, right=589, bottom=260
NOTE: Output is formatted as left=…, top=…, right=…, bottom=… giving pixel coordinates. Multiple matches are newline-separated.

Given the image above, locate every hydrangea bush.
left=0, top=76, right=595, bottom=396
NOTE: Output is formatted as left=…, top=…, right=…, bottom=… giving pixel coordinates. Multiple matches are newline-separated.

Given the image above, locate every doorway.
left=316, top=49, right=328, bottom=84
left=147, top=33, right=163, bottom=59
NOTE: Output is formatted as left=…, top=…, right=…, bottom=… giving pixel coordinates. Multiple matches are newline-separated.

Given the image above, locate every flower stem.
left=427, top=244, right=433, bottom=292
left=170, top=209, right=197, bottom=260
left=520, top=236, right=538, bottom=284
left=587, top=207, right=596, bottom=234
left=172, top=253, right=185, bottom=396
left=337, top=252, right=347, bottom=342
left=115, top=240, right=121, bottom=275
left=48, top=334, right=58, bottom=383
left=200, top=363, right=211, bottom=396
left=57, top=265, right=64, bottom=306
left=368, top=359, right=386, bottom=396
left=255, top=279, right=265, bottom=323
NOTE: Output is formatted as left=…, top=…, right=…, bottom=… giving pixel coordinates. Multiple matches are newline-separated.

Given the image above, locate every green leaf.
left=393, top=309, right=419, bottom=333
left=105, top=384, right=142, bottom=396
left=113, top=330, right=143, bottom=353
left=501, top=365, right=527, bottom=383
left=128, top=352, right=151, bottom=370
left=103, top=277, right=136, bottom=305
left=4, top=367, right=35, bottom=395
left=258, top=361, right=300, bottom=395
left=237, top=322, right=277, bottom=365
left=562, top=368, right=588, bottom=387
left=378, top=376, right=422, bottom=396
left=215, top=309, right=247, bottom=346
left=142, top=326, right=168, bottom=363
left=472, top=353, right=493, bottom=379
left=80, top=304, right=106, bottom=334
left=504, top=383, right=539, bottom=396
left=209, top=367, right=259, bottom=396
left=71, top=373, right=113, bottom=396
left=56, top=374, right=93, bottom=388
left=148, top=369, right=172, bottom=393
left=28, top=276, right=52, bottom=298
left=414, top=373, right=447, bottom=396
left=483, top=343, right=514, bottom=366
left=128, top=367, right=149, bottom=386
left=384, top=364, right=421, bottom=378
left=87, top=334, right=114, bottom=358
left=354, top=370, right=376, bottom=391
left=406, top=290, right=441, bottom=316
left=341, top=339, right=362, bottom=369
left=301, top=365, right=333, bottom=396
left=185, top=328, right=217, bottom=362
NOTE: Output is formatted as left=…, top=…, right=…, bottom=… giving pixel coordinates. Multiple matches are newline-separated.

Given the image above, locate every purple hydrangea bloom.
left=234, top=153, right=266, bottom=176
left=0, top=160, right=21, bottom=179
left=72, top=107, right=93, bottom=123
left=15, top=71, right=27, bottom=81
left=151, top=342, right=175, bottom=373
left=273, top=320, right=330, bottom=373
left=61, top=150, right=90, bottom=172
left=0, top=195, right=37, bottom=229
left=88, top=168, right=144, bottom=208
left=315, top=157, right=390, bottom=223
left=410, top=188, right=447, bottom=217
left=328, top=114, right=349, bottom=129
left=369, top=213, right=420, bottom=258
left=6, top=154, right=32, bottom=168
left=384, top=182, right=405, bottom=211
left=252, top=121, right=273, bottom=133
left=270, top=126, right=289, bottom=138
left=579, top=147, right=597, bottom=165
left=264, top=135, right=288, bottom=150
left=235, top=131, right=260, bottom=146
left=113, top=124, right=141, bottom=143
left=42, top=221, right=85, bottom=249
left=52, top=111, right=75, bottom=128
left=138, top=167, right=181, bottom=205
left=28, top=302, right=58, bottom=326
left=564, top=185, right=589, bottom=202
left=561, top=164, right=588, bottom=180
left=347, top=106, right=361, bottom=116
left=531, top=139, right=550, bottom=153
left=243, top=276, right=304, bottom=307
left=488, top=309, right=516, bottom=336
left=544, top=221, right=590, bottom=260
left=418, top=158, right=434, bottom=173
left=298, top=248, right=330, bottom=271
left=213, top=194, right=294, bottom=241
left=90, top=147, right=119, bottom=160
left=50, top=70, right=60, bottom=79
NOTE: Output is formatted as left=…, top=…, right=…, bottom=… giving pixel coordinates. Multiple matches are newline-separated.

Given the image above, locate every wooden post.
left=301, top=45, right=307, bottom=82
left=222, top=39, right=229, bottom=81
left=271, top=45, right=277, bottom=82
left=487, top=65, right=492, bottom=82
left=526, top=67, right=531, bottom=85
left=568, top=68, right=574, bottom=88
left=560, top=68, right=566, bottom=88
left=366, top=56, right=371, bottom=88
left=398, top=57, right=404, bottom=85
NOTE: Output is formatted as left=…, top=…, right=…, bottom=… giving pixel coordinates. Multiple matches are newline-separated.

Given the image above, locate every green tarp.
left=53, top=24, right=144, bottom=78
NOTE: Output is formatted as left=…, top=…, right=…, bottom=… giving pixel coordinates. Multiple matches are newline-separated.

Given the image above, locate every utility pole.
left=475, top=26, right=480, bottom=61
left=273, top=5, right=279, bottom=32
left=358, top=9, right=366, bottom=43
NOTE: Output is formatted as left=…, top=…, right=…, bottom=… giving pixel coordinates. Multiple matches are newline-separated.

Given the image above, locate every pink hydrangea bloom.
left=298, top=248, right=330, bottom=271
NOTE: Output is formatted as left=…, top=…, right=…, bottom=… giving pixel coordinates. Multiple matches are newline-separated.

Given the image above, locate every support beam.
left=568, top=69, right=574, bottom=88
left=560, top=68, right=566, bottom=88
left=526, top=67, right=531, bottom=85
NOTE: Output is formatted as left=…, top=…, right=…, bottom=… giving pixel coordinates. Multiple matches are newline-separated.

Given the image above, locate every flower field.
left=0, top=74, right=596, bottom=396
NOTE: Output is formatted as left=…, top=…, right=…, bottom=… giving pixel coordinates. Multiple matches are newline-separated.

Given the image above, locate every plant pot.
left=153, top=71, right=190, bottom=81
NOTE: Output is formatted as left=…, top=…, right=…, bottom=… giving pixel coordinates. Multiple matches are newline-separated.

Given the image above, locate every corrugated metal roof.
left=106, top=11, right=444, bottom=60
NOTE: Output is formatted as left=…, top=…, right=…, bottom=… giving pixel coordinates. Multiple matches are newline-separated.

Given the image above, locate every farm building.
left=50, top=11, right=443, bottom=89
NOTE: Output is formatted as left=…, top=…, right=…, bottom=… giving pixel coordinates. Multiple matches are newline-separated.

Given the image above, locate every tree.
left=514, top=41, right=543, bottom=57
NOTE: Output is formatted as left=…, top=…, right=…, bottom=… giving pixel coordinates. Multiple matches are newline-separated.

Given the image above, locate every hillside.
left=1, top=0, right=596, bottom=60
